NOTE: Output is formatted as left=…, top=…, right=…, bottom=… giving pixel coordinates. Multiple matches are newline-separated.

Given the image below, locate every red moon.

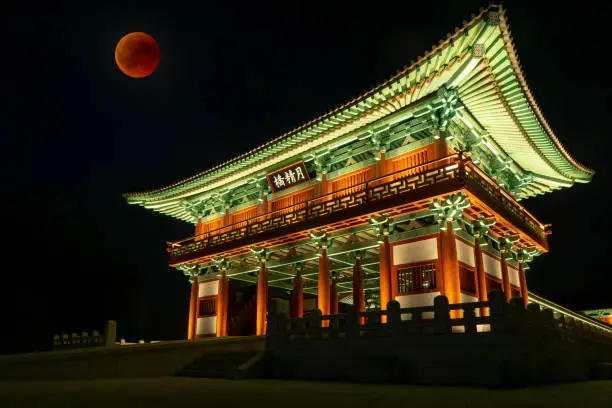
left=115, top=32, right=160, bottom=78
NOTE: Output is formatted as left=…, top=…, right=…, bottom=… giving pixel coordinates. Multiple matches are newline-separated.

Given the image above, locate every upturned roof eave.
left=124, top=4, right=593, bottom=211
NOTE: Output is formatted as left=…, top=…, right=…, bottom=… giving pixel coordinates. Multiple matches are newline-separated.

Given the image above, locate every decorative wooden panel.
left=230, top=206, right=258, bottom=228
left=331, top=168, right=370, bottom=198
left=271, top=188, right=314, bottom=215
left=195, top=217, right=223, bottom=240
left=390, top=147, right=431, bottom=180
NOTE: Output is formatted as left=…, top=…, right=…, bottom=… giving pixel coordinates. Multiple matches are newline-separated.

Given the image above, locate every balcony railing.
left=168, top=153, right=546, bottom=258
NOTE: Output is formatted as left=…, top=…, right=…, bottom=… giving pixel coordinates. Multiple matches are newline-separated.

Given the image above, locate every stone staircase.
left=175, top=336, right=265, bottom=379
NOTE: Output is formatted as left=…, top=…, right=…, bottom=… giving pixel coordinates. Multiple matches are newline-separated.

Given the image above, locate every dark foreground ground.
left=0, top=377, right=611, bottom=407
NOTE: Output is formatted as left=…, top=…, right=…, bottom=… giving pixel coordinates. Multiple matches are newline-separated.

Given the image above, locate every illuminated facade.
left=125, top=5, right=593, bottom=339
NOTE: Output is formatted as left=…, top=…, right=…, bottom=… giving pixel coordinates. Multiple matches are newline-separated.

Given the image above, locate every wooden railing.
left=169, top=154, right=547, bottom=258
left=265, top=291, right=612, bottom=350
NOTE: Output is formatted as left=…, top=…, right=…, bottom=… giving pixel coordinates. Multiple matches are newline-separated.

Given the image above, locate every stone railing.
left=52, top=320, right=117, bottom=350
left=265, top=291, right=612, bottom=350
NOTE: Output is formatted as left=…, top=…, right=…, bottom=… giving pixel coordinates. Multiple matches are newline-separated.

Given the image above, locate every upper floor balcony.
left=168, top=153, right=548, bottom=265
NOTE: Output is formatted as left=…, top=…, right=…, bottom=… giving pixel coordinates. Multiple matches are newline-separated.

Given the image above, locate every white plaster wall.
left=483, top=253, right=502, bottom=280
left=460, top=293, right=478, bottom=303
left=508, top=265, right=520, bottom=287
left=196, top=316, right=217, bottom=336
left=393, top=238, right=438, bottom=266
left=456, top=239, right=475, bottom=267
left=395, top=291, right=440, bottom=320
left=198, top=280, right=219, bottom=298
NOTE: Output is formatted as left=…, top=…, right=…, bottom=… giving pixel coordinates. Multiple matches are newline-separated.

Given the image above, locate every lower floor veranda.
left=179, top=184, right=543, bottom=339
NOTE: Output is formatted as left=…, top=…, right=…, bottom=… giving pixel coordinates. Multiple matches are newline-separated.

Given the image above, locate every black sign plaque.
left=266, top=161, right=310, bottom=193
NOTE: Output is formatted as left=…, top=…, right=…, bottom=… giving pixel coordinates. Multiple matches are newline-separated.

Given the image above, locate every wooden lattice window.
left=198, top=298, right=217, bottom=317
left=397, top=262, right=437, bottom=294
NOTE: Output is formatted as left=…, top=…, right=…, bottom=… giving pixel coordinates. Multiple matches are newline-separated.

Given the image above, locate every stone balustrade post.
left=345, top=305, right=360, bottom=340
left=489, top=290, right=507, bottom=332
left=411, top=310, right=422, bottom=335
left=540, top=309, right=555, bottom=330
left=266, top=299, right=279, bottom=351
left=463, top=306, right=477, bottom=335
left=434, top=295, right=451, bottom=334
left=103, top=320, right=117, bottom=347
left=308, top=309, right=323, bottom=339
left=508, top=296, right=526, bottom=332
left=387, top=300, right=401, bottom=336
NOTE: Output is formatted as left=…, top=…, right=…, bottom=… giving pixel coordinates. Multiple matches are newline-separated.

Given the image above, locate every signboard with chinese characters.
left=266, top=161, right=310, bottom=193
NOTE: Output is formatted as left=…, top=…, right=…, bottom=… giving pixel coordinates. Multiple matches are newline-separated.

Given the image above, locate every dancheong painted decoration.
left=124, top=4, right=602, bottom=340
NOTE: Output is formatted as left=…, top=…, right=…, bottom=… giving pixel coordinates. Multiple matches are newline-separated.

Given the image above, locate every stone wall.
left=0, top=336, right=263, bottom=381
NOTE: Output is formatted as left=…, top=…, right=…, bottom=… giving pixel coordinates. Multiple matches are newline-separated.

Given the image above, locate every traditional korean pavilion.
left=125, top=4, right=593, bottom=339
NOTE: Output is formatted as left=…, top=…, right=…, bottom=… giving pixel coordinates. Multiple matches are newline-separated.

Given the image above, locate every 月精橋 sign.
left=266, top=161, right=310, bottom=193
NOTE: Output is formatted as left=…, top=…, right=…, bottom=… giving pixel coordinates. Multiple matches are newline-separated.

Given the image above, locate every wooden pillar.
left=216, top=273, right=229, bottom=337
left=474, top=239, right=489, bottom=316
left=318, top=248, right=330, bottom=316
left=500, top=255, right=511, bottom=302
left=379, top=236, right=392, bottom=319
left=256, top=262, right=268, bottom=335
left=292, top=271, right=303, bottom=318
left=518, top=262, right=528, bottom=307
left=352, top=257, right=365, bottom=323
left=187, top=277, right=199, bottom=340
left=223, top=207, right=230, bottom=227
left=216, top=275, right=224, bottom=337
left=433, top=135, right=449, bottom=160
left=330, top=274, right=338, bottom=315
left=375, top=151, right=387, bottom=178
left=440, top=221, right=461, bottom=317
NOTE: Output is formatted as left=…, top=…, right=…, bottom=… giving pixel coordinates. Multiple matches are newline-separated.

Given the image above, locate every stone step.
left=176, top=350, right=261, bottom=379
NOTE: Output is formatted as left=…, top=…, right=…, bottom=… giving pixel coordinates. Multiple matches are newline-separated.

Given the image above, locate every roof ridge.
left=124, top=5, right=498, bottom=199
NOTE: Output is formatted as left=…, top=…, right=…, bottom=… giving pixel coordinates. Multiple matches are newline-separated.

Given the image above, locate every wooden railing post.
left=434, top=295, right=450, bottom=334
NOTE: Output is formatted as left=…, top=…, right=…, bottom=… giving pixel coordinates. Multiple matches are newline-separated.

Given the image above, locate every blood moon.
left=115, top=32, right=160, bottom=78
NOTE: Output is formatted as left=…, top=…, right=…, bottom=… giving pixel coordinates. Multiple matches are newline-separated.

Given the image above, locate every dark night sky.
left=2, top=1, right=610, bottom=354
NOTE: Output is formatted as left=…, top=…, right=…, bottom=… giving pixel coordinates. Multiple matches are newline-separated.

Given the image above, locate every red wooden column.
left=500, top=255, right=511, bottom=302
left=318, top=248, right=331, bottom=316
left=256, top=261, right=268, bottom=335
left=433, top=132, right=449, bottom=160
left=500, top=235, right=518, bottom=302
left=215, top=274, right=224, bottom=337
left=292, top=269, right=304, bottom=318
left=330, top=273, right=338, bottom=315
left=518, top=262, right=529, bottom=307
left=379, top=235, right=392, bottom=320
left=216, top=272, right=229, bottom=337
left=473, top=238, right=488, bottom=316
left=440, top=221, right=461, bottom=317
left=187, top=274, right=199, bottom=340
left=352, top=255, right=365, bottom=323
